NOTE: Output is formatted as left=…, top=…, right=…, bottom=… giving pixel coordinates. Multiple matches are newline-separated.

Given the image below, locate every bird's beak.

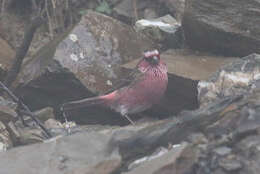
left=152, top=56, right=159, bottom=64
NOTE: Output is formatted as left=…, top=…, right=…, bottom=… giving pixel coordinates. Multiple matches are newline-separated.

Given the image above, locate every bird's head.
left=143, top=49, right=160, bottom=65
left=137, top=50, right=163, bottom=72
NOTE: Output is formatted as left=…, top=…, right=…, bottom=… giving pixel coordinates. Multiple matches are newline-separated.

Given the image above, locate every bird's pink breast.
left=108, top=62, right=168, bottom=115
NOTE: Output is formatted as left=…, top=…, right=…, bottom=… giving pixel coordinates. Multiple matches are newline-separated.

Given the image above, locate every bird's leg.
left=60, top=106, right=72, bottom=134
left=123, top=114, right=135, bottom=125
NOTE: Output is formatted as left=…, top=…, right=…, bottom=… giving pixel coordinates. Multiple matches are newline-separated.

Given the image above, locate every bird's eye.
left=153, top=56, right=158, bottom=61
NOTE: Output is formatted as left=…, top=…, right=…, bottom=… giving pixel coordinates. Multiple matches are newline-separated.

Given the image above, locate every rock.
left=198, top=53, right=260, bottom=106
left=236, top=135, right=260, bottom=174
left=111, top=95, right=242, bottom=161
left=0, top=37, right=15, bottom=80
left=0, top=105, right=17, bottom=123
left=54, top=11, right=155, bottom=94
left=113, top=0, right=150, bottom=21
left=14, top=126, right=45, bottom=145
left=0, top=121, right=12, bottom=151
left=135, top=15, right=182, bottom=48
left=123, top=142, right=195, bottom=174
left=214, top=146, right=232, bottom=156
left=0, top=131, right=121, bottom=174
left=44, top=118, right=63, bottom=129
left=15, top=11, right=155, bottom=114
left=188, top=133, right=208, bottom=145
left=2, top=86, right=260, bottom=173
left=33, top=107, right=55, bottom=122
left=0, top=97, right=18, bottom=124
left=143, top=8, right=158, bottom=19
left=18, top=107, right=55, bottom=125
left=219, top=157, right=242, bottom=171
left=160, top=0, right=185, bottom=21
left=6, top=121, right=20, bottom=145
left=8, top=120, right=47, bottom=146
left=183, top=0, right=260, bottom=57
left=193, top=85, right=260, bottom=173
left=0, top=96, right=17, bottom=109
left=127, top=146, right=170, bottom=170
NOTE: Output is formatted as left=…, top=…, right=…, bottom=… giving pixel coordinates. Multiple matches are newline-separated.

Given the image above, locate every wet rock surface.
left=183, top=0, right=260, bottom=56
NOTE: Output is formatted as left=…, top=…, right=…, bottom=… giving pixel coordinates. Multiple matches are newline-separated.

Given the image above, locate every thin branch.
left=1, top=0, right=6, bottom=17
left=0, top=81, right=52, bottom=138
left=45, top=0, right=54, bottom=39
left=133, top=0, right=138, bottom=22
left=31, top=0, right=37, bottom=12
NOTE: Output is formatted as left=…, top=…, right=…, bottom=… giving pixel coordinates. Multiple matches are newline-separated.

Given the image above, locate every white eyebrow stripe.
left=144, top=50, right=159, bottom=58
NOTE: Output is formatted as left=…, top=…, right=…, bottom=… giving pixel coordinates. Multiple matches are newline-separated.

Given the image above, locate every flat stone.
left=214, top=146, right=232, bottom=156
left=123, top=142, right=188, bottom=174
left=219, top=158, right=242, bottom=171
left=0, top=131, right=121, bottom=174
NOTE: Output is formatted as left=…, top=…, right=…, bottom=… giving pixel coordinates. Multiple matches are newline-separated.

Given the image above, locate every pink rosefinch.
left=62, top=50, right=168, bottom=124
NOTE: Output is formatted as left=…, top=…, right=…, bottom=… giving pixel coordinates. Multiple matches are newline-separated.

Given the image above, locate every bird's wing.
left=104, top=64, right=145, bottom=94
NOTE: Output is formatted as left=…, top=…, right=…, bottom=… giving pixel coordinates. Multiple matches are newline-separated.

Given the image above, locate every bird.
left=61, top=50, right=168, bottom=125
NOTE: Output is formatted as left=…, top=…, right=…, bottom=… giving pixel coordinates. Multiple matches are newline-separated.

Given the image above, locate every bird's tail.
left=61, top=92, right=116, bottom=111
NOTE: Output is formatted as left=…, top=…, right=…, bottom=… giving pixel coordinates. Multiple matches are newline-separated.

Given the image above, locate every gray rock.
left=33, top=107, right=55, bottom=122
left=183, top=0, right=260, bottom=56
left=160, top=0, right=185, bottom=21
left=0, top=105, right=17, bottom=123
left=236, top=135, right=260, bottom=174
left=219, top=157, right=242, bottom=171
left=0, top=131, right=121, bottom=174
left=188, top=133, right=208, bottom=145
left=0, top=37, right=15, bottom=80
left=143, top=8, right=158, bottom=19
left=54, top=11, right=155, bottom=94
left=113, top=0, right=150, bottom=20
left=135, top=15, right=182, bottom=48
left=0, top=97, right=18, bottom=126
left=0, top=96, right=17, bottom=109
left=214, top=146, right=232, bottom=156
left=0, top=121, right=12, bottom=151
left=198, top=54, right=260, bottom=106
left=123, top=142, right=190, bottom=174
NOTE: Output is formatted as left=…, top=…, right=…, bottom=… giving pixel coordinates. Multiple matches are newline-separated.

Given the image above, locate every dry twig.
left=0, top=81, right=52, bottom=138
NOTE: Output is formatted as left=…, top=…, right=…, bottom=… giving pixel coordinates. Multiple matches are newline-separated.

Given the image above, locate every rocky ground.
left=0, top=0, right=259, bottom=173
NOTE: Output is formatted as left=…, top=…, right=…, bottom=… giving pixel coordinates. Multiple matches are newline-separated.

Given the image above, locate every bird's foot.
left=123, top=114, right=135, bottom=125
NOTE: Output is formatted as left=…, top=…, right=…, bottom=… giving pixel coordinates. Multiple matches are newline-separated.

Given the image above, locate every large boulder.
left=0, top=38, right=15, bottom=80
left=0, top=131, right=121, bottom=174
left=183, top=0, right=260, bottom=57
